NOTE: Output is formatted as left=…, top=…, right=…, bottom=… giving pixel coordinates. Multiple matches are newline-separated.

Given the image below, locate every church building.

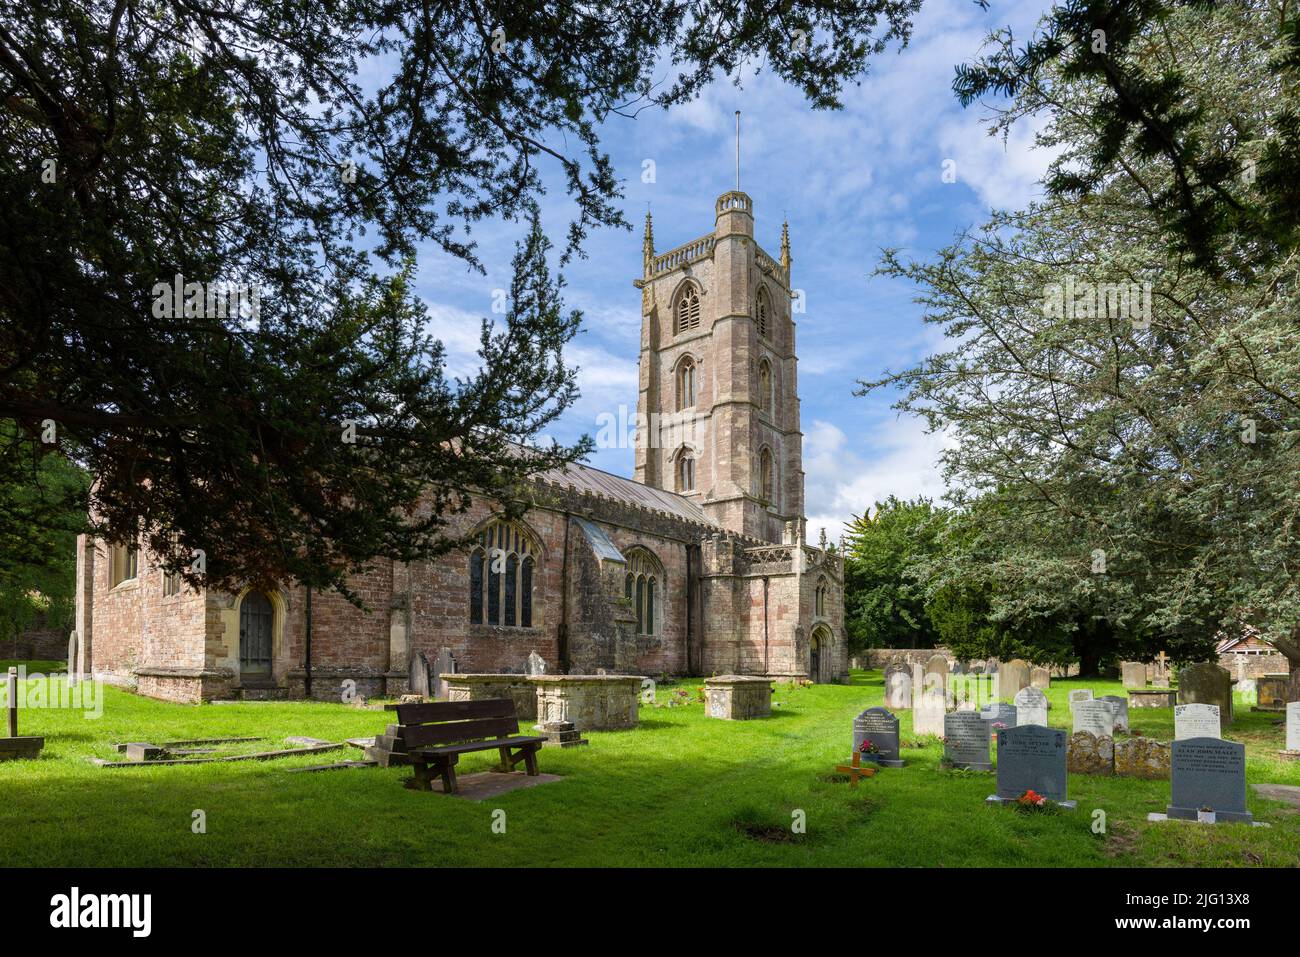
left=72, top=189, right=847, bottom=702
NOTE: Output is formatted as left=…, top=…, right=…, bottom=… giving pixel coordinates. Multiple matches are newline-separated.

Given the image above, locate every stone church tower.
left=633, top=191, right=804, bottom=544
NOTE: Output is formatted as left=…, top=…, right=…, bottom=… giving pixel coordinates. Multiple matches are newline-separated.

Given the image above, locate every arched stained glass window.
left=469, top=519, right=540, bottom=628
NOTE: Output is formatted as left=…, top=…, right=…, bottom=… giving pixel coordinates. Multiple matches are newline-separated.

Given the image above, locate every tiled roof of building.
left=538, top=461, right=718, bottom=528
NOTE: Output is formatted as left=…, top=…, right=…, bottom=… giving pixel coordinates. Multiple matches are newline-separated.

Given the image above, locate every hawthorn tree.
left=0, top=0, right=921, bottom=597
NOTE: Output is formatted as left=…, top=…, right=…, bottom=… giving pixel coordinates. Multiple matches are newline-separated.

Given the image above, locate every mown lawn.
left=2, top=664, right=1297, bottom=867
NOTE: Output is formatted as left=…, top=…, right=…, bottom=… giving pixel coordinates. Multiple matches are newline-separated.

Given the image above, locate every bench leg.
left=408, top=761, right=434, bottom=792
left=441, top=755, right=459, bottom=795
left=523, top=745, right=539, bottom=777
left=496, top=746, right=511, bottom=773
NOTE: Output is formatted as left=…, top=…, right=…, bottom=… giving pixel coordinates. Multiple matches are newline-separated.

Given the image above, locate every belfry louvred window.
left=469, top=519, right=538, bottom=628
left=676, top=284, right=701, bottom=333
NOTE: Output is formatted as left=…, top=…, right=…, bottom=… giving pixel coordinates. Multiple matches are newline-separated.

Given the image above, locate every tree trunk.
left=1274, top=628, right=1300, bottom=703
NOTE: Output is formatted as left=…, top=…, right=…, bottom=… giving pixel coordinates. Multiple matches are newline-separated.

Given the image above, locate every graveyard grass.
left=4, top=665, right=1299, bottom=867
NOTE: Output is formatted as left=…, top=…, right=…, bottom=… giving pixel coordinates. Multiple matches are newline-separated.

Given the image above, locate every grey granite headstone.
left=1073, top=699, right=1114, bottom=737
left=1099, top=694, right=1129, bottom=733
left=1167, top=738, right=1252, bottom=824
left=1013, top=687, right=1049, bottom=727
left=943, top=711, right=992, bottom=770
left=993, top=725, right=1070, bottom=804
left=407, top=650, right=431, bottom=697
left=1287, top=702, right=1300, bottom=753
left=981, top=702, right=1018, bottom=731
left=1174, top=703, right=1221, bottom=741
left=853, top=706, right=905, bottom=768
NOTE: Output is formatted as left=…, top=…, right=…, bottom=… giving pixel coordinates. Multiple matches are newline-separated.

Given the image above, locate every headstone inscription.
left=1174, top=703, right=1221, bottom=741
left=852, top=707, right=905, bottom=768
left=1166, top=738, right=1252, bottom=824
left=1287, top=702, right=1300, bottom=754
left=943, top=711, right=992, bottom=771
left=1068, top=689, right=1094, bottom=709
left=1072, top=700, right=1114, bottom=737
left=1121, top=661, right=1146, bottom=689
left=1099, top=694, right=1129, bottom=733
left=1013, top=687, right=1049, bottom=727
left=990, top=725, right=1072, bottom=807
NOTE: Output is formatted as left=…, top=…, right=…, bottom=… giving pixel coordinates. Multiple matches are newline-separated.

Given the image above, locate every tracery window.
left=623, top=549, right=663, bottom=636
left=678, top=357, right=696, bottom=409
left=677, top=450, right=695, bottom=492
left=469, top=519, right=538, bottom=628
left=815, top=578, right=829, bottom=616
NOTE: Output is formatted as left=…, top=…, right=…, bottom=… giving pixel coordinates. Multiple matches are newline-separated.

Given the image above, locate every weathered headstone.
left=1067, top=731, right=1114, bottom=775
left=1000, top=659, right=1031, bottom=698
left=884, top=667, right=913, bottom=710
left=1099, top=694, right=1129, bottom=733
left=1287, top=702, right=1300, bottom=754
left=1030, top=666, right=1051, bottom=689
left=1013, top=687, right=1049, bottom=727
left=1174, top=703, right=1221, bottom=741
left=1073, top=699, right=1114, bottom=737
left=1255, top=674, right=1288, bottom=711
left=431, top=647, right=456, bottom=699
left=1152, top=651, right=1170, bottom=687
left=1165, top=738, right=1252, bottom=824
left=1177, top=662, right=1233, bottom=724
left=923, top=654, right=949, bottom=691
left=407, top=650, right=431, bottom=698
left=1115, top=737, right=1171, bottom=779
left=986, top=658, right=1000, bottom=675
left=852, top=706, right=905, bottom=768
left=913, top=681, right=946, bottom=737
left=66, top=630, right=80, bottom=687
left=970, top=660, right=986, bottom=675
left=943, top=711, right=991, bottom=770
left=526, top=650, right=546, bottom=676
left=951, top=660, right=966, bottom=676
left=981, top=702, right=1018, bottom=731
left=1068, top=689, right=1094, bottom=709
left=990, top=725, right=1071, bottom=806
left=1121, top=661, right=1146, bottom=689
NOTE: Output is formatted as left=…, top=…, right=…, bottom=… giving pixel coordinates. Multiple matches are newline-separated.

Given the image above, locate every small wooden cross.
left=834, top=750, right=877, bottom=786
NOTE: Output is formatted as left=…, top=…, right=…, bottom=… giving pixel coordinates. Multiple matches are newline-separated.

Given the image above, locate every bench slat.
left=394, top=698, right=517, bottom=724
left=409, top=735, right=546, bottom=758
left=400, top=716, right=520, bottom=749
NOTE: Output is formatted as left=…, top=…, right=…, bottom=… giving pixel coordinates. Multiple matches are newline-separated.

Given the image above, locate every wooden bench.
left=391, top=698, right=545, bottom=794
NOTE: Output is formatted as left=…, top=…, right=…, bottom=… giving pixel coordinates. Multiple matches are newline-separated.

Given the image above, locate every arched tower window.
left=759, top=446, right=774, bottom=501
left=758, top=358, right=772, bottom=415
left=676, top=283, right=701, bottom=333
left=469, top=519, right=540, bottom=628
left=815, top=577, right=829, bottom=617
left=755, top=286, right=771, bottom=338
left=677, top=449, right=695, bottom=492
left=623, top=549, right=664, bottom=637
left=677, top=357, right=696, bottom=410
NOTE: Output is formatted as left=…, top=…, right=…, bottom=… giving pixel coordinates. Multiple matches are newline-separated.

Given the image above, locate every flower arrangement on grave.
left=992, top=722, right=1008, bottom=730
left=1017, top=789, right=1048, bottom=809
left=858, top=739, right=880, bottom=755
left=694, top=686, right=706, bottom=703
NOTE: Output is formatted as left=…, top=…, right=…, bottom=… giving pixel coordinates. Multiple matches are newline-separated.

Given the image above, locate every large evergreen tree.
left=0, top=0, right=921, bottom=598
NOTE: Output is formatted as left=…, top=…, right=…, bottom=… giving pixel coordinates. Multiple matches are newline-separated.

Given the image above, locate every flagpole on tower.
left=735, top=111, right=741, bottom=191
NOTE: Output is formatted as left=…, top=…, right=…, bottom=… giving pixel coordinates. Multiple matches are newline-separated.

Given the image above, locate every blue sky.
left=415, top=0, right=1056, bottom=542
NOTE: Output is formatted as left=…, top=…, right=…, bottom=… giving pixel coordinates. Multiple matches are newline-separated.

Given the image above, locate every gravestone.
left=431, top=647, right=456, bottom=699
left=951, top=660, right=966, bottom=676
left=1121, top=661, right=1146, bottom=689
left=913, top=681, right=946, bottom=737
left=1115, top=737, right=1171, bottom=779
left=1099, top=695, right=1129, bottom=733
left=66, top=630, right=80, bottom=688
left=986, top=658, right=1000, bottom=675
left=1177, top=662, right=1233, bottom=724
left=1030, top=666, right=1051, bottom=689
left=1287, top=702, right=1300, bottom=754
left=990, top=725, right=1072, bottom=806
left=1174, top=703, right=1221, bottom=741
left=407, top=650, right=431, bottom=698
left=943, top=711, right=991, bottom=770
left=923, top=654, right=949, bottom=691
left=1072, top=699, right=1115, bottom=737
left=981, top=702, right=1017, bottom=731
left=1068, top=689, right=1094, bottom=709
left=1255, top=674, right=1288, bottom=711
left=1000, top=659, right=1031, bottom=698
left=1013, top=687, right=1049, bottom=727
left=526, top=650, right=547, bottom=676
left=1166, top=738, right=1252, bottom=824
left=852, top=706, right=905, bottom=768
left=884, top=667, right=913, bottom=710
